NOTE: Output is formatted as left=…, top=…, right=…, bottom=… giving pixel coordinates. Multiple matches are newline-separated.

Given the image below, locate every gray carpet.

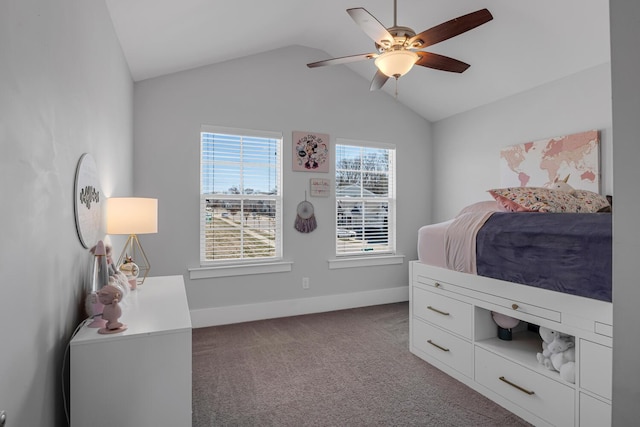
left=192, top=302, right=532, bottom=426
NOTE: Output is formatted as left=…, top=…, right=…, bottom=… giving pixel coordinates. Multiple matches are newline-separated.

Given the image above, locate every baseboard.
left=190, top=285, right=409, bottom=328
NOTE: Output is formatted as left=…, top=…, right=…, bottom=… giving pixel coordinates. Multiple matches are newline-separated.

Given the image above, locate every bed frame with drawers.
left=409, top=261, right=613, bottom=427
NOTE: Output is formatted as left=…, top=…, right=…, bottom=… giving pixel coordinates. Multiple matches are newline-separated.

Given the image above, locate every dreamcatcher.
left=294, top=193, right=317, bottom=233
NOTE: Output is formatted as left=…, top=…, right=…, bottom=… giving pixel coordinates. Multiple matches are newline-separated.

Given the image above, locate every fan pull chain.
left=394, top=77, right=399, bottom=99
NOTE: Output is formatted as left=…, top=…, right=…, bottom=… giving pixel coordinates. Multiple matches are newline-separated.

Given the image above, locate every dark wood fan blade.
left=415, top=51, right=470, bottom=73
left=347, top=8, right=394, bottom=46
left=370, top=70, right=389, bottom=91
left=307, top=53, right=376, bottom=68
left=409, top=9, right=493, bottom=48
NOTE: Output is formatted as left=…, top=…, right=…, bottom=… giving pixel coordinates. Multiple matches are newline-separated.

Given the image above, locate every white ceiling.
left=105, top=0, right=611, bottom=122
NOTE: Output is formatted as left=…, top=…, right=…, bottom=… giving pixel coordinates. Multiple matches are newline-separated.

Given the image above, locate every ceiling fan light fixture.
left=374, top=49, right=419, bottom=78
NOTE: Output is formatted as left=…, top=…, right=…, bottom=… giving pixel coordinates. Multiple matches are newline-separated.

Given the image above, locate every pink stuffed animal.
left=97, top=284, right=127, bottom=334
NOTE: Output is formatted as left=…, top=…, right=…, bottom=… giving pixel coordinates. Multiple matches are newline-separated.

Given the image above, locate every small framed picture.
left=310, top=178, right=330, bottom=197
left=292, top=131, right=330, bottom=172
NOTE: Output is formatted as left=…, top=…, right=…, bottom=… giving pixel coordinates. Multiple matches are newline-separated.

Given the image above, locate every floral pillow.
left=572, top=190, right=612, bottom=212
left=488, top=187, right=610, bottom=213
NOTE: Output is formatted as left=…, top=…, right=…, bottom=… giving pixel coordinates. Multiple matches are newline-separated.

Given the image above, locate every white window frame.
left=335, top=138, right=396, bottom=257
left=199, top=125, right=283, bottom=267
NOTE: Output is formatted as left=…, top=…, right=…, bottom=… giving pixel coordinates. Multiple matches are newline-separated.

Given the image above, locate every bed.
left=410, top=193, right=614, bottom=427
left=417, top=201, right=612, bottom=302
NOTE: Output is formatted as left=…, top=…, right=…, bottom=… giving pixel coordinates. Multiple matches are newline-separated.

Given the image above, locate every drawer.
left=579, top=392, right=611, bottom=427
left=415, top=274, right=560, bottom=323
left=412, top=318, right=473, bottom=378
left=475, top=347, right=574, bottom=427
left=413, top=287, right=472, bottom=339
left=579, top=339, right=612, bottom=400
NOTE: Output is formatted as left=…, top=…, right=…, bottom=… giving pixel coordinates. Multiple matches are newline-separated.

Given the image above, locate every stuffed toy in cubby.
left=536, top=326, right=576, bottom=383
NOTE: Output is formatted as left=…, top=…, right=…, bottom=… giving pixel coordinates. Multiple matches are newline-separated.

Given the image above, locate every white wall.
left=610, top=0, right=640, bottom=424
left=0, top=1, right=133, bottom=425
left=133, top=45, right=432, bottom=320
left=431, top=63, right=612, bottom=222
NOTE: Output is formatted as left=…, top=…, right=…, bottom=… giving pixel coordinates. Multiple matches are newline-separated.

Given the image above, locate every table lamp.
left=106, top=197, right=158, bottom=284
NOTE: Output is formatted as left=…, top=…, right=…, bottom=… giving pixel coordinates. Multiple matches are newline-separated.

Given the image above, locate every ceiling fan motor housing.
left=375, top=26, right=419, bottom=52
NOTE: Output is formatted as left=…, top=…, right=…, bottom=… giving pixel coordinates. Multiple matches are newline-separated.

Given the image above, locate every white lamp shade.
left=374, top=50, right=419, bottom=77
left=107, top=197, right=158, bottom=235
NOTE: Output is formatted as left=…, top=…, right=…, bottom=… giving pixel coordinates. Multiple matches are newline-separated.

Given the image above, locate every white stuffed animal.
left=536, top=326, right=558, bottom=370
left=552, top=348, right=576, bottom=384
left=545, top=175, right=574, bottom=193
left=536, top=326, right=576, bottom=383
left=559, top=361, right=576, bottom=384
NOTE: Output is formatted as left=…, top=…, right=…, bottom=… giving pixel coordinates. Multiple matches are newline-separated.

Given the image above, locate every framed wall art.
left=74, top=153, right=102, bottom=248
left=292, top=131, right=329, bottom=173
left=499, top=129, right=600, bottom=192
left=310, top=178, right=330, bottom=197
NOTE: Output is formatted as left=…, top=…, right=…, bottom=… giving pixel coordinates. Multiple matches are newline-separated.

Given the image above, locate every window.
left=200, top=126, right=282, bottom=264
left=335, top=139, right=395, bottom=256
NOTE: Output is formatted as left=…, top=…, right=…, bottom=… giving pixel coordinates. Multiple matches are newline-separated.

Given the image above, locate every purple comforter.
left=475, top=212, right=612, bottom=302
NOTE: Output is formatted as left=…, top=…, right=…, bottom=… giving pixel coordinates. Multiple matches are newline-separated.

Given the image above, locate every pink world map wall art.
left=499, top=130, right=600, bottom=192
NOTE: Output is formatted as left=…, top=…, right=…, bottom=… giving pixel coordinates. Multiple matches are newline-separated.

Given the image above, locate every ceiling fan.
left=307, top=1, right=493, bottom=91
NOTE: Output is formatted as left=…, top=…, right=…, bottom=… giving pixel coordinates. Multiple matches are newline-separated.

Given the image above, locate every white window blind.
left=200, top=126, right=282, bottom=264
left=335, top=139, right=396, bottom=256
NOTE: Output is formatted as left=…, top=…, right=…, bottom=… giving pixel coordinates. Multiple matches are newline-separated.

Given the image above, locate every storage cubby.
left=477, top=328, right=546, bottom=371
left=474, top=306, right=575, bottom=383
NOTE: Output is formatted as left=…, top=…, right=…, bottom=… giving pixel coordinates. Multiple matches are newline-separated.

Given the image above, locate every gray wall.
left=133, top=45, right=432, bottom=313
left=431, top=63, right=613, bottom=222
left=610, top=0, right=640, bottom=424
left=0, top=1, right=133, bottom=426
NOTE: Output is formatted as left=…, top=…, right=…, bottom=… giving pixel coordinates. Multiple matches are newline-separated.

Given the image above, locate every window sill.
left=328, top=254, right=405, bottom=270
left=189, top=261, right=293, bottom=279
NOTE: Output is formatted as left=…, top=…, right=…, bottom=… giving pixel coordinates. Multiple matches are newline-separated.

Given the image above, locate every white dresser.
left=70, top=275, right=192, bottom=427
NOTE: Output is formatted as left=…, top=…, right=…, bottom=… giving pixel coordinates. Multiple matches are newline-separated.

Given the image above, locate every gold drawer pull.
left=512, top=304, right=519, bottom=310
left=499, top=376, right=535, bottom=395
left=427, top=339, right=450, bottom=352
left=427, top=306, right=450, bottom=316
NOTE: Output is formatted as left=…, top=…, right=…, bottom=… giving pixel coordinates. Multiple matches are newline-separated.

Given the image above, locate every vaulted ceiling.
left=105, top=0, right=610, bottom=122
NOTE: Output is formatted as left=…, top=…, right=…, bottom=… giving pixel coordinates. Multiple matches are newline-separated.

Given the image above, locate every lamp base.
left=116, top=234, right=151, bottom=285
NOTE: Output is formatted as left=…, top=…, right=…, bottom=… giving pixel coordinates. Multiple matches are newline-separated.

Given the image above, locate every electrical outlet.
left=302, top=277, right=310, bottom=289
